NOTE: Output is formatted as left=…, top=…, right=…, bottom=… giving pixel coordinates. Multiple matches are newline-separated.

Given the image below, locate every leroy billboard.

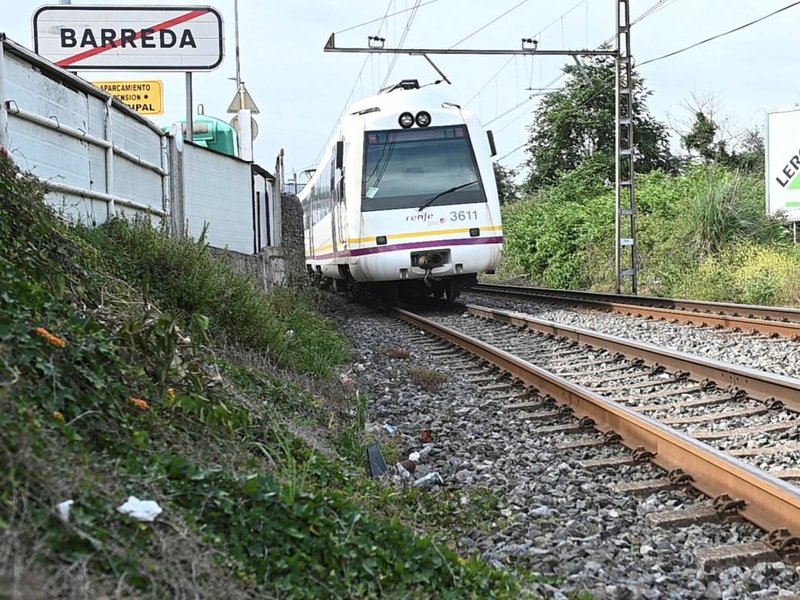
left=33, top=5, right=223, bottom=70
left=767, top=109, right=800, bottom=222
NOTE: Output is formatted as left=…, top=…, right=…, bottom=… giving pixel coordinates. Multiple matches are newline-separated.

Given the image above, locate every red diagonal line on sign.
left=56, top=9, right=208, bottom=67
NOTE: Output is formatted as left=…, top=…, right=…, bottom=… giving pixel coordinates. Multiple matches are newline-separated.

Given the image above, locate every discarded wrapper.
left=413, top=472, right=443, bottom=488
left=117, top=496, right=163, bottom=522
left=383, top=423, right=397, bottom=435
left=396, top=463, right=414, bottom=480
left=416, top=444, right=434, bottom=459
left=56, top=499, right=74, bottom=523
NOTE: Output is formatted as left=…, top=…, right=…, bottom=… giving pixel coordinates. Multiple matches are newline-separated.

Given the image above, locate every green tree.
left=727, top=128, right=765, bottom=175
left=493, top=162, right=519, bottom=204
left=682, top=111, right=722, bottom=161
left=524, top=54, right=674, bottom=190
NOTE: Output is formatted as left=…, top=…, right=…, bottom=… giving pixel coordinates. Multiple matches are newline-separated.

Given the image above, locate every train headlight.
left=398, top=112, right=415, bottom=128
left=415, top=111, right=432, bottom=127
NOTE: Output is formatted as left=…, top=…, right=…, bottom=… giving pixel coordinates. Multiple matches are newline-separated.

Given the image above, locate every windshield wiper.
left=417, top=180, right=479, bottom=212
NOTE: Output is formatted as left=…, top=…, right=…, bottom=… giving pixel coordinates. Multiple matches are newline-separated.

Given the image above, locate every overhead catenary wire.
left=639, top=0, right=800, bottom=67
left=335, top=0, right=442, bottom=34
left=381, top=0, right=423, bottom=88
left=487, top=0, right=678, bottom=141
left=314, top=1, right=396, bottom=167
left=464, top=0, right=587, bottom=106
left=449, top=0, right=532, bottom=49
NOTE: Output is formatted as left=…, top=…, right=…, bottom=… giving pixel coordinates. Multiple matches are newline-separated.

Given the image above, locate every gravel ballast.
left=462, top=291, right=800, bottom=379
left=327, top=296, right=800, bottom=599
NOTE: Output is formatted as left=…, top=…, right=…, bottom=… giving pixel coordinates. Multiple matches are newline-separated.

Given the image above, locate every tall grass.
left=81, top=217, right=349, bottom=377
left=500, top=164, right=796, bottom=305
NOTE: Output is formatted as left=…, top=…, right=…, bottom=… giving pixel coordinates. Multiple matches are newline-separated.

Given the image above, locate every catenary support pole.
left=615, top=0, right=637, bottom=294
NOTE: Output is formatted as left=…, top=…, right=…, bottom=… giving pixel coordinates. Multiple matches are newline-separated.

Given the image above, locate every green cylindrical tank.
left=162, top=115, right=238, bottom=157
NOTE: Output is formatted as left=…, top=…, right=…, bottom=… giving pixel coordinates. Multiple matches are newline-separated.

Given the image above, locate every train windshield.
left=362, top=125, right=486, bottom=211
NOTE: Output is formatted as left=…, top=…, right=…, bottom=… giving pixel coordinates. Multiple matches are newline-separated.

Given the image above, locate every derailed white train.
left=299, top=80, right=503, bottom=301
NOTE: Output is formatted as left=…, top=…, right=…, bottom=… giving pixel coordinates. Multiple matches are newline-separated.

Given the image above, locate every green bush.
left=676, top=241, right=800, bottom=305
left=500, top=163, right=794, bottom=303
left=81, top=218, right=349, bottom=377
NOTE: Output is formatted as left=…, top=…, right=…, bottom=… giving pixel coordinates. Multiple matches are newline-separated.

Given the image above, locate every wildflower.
left=166, top=388, right=176, bottom=402
left=128, top=397, right=149, bottom=411
left=34, top=327, right=68, bottom=348
left=53, top=411, right=65, bottom=423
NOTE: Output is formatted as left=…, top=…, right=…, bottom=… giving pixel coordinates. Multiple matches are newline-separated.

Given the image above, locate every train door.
left=329, top=154, right=338, bottom=254
left=335, top=171, right=347, bottom=252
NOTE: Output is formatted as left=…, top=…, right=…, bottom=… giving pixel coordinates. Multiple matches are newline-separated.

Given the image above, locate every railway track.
left=390, top=303, right=800, bottom=565
left=471, top=282, right=800, bottom=340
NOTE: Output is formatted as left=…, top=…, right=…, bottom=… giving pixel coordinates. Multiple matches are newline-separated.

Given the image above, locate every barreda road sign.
left=32, top=6, right=224, bottom=71
left=93, top=80, right=164, bottom=115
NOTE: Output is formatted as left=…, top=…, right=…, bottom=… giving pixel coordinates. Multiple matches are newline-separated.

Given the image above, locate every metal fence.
left=0, top=34, right=281, bottom=259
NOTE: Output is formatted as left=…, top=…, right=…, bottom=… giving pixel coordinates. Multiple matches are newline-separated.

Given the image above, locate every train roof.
left=346, top=80, right=460, bottom=117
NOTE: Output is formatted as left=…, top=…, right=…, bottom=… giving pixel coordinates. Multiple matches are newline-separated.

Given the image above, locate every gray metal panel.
left=5, top=53, right=88, bottom=131
left=8, top=115, right=91, bottom=187
left=113, top=110, right=163, bottom=167
left=113, top=157, right=163, bottom=211
left=183, top=144, right=253, bottom=254
left=3, top=43, right=166, bottom=224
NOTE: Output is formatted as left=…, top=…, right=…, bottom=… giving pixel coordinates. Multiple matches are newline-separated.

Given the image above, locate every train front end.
left=345, top=83, right=503, bottom=300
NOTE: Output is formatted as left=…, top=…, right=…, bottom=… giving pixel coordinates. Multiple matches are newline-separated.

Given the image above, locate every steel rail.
left=392, top=306, right=800, bottom=540
left=466, top=304, right=800, bottom=411
left=471, top=283, right=800, bottom=339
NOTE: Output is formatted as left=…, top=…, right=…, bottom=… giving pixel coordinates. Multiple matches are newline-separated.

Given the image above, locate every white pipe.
left=113, top=144, right=165, bottom=175
left=105, top=96, right=115, bottom=215
left=6, top=104, right=165, bottom=174
left=8, top=103, right=111, bottom=147
left=160, top=135, right=170, bottom=216
left=45, top=180, right=168, bottom=217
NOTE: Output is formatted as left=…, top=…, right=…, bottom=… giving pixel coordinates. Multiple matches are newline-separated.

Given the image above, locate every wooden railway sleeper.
left=712, top=494, right=746, bottom=516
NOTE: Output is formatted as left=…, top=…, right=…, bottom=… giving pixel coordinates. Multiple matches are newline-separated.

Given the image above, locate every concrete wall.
left=0, top=35, right=301, bottom=289
left=207, top=246, right=286, bottom=292
left=281, top=192, right=306, bottom=287
left=182, top=142, right=254, bottom=254
left=1, top=37, right=167, bottom=225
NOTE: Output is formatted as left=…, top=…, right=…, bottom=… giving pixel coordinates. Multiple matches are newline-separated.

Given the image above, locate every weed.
left=384, top=346, right=412, bottom=359
left=409, top=368, right=449, bottom=391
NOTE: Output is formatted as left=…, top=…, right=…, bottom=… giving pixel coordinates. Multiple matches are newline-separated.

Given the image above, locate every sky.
left=4, top=0, right=800, bottom=183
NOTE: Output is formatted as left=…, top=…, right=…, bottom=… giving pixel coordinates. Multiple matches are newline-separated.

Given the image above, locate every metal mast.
left=615, top=0, right=637, bottom=294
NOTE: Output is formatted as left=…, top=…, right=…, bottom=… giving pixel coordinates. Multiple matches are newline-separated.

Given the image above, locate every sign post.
left=33, top=5, right=224, bottom=141
left=227, top=82, right=259, bottom=162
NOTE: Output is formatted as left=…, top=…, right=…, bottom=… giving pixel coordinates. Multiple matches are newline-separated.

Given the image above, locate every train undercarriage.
left=307, top=264, right=476, bottom=304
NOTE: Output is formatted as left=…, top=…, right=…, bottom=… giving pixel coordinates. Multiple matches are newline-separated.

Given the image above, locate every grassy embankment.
left=500, top=163, right=800, bottom=306
left=0, top=156, right=531, bottom=598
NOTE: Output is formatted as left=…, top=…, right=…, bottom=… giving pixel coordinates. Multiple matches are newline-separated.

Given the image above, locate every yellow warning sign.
left=93, top=80, right=163, bottom=115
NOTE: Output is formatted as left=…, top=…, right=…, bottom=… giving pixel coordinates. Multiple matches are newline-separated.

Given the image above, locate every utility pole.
left=227, top=0, right=257, bottom=161
left=615, top=0, right=637, bottom=294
